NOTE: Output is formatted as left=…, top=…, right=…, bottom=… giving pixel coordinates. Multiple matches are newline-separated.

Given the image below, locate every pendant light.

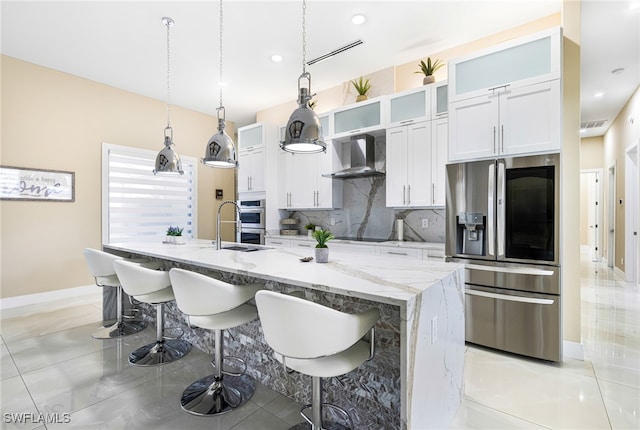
left=202, top=0, right=238, bottom=168
left=280, top=0, right=326, bottom=154
left=154, top=17, right=184, bottom=175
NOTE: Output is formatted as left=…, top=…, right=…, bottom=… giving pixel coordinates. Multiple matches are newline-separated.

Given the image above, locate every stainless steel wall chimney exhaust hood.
left=324, top=134, right=385, bottom=179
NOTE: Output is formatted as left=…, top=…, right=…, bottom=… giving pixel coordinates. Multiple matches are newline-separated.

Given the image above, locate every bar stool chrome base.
left=289, top=422, right=349, bottom=430
left=180, top=373, right=255, bottom=416
left=92, top=320, right=147, bottom=339
left=128, top=339, right=192, bottom=366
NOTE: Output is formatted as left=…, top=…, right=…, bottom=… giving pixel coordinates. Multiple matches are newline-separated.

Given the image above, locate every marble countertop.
left=267, top=234, right=445, bottom=250
left=105, top=239, right=461, bottom=308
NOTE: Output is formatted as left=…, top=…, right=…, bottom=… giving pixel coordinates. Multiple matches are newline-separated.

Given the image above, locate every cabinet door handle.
left=501, top=124, right=504, bottom=153
left=407, top=184, right=411, bottom=205
left=493, top=126, right=497, bottom=154
left=400, top=120, right=414, bottom=124
left=349, top=129, right=361, bottom=134
left=271, top=241, right=283, bottom=245
left=387, top=251, right=408, bottom=256
left=488, top=84, right=510, bottom=93
left=402, top=185, right=406, bottom=205
left=432, top=183, right=436, bottom=205
left=297, top=243, right=310, bottom=247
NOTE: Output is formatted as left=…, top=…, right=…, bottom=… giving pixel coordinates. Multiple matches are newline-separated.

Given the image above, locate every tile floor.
left=0, top=253, right=638, bottom=429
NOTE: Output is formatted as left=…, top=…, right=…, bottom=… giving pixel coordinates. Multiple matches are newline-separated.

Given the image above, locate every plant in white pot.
left=312, top=229, right=334, bottom=263
left=166, top=226, right=183, bottom=244
left=305, top=223, right=316, bottom=238
left=416, top=57, right=444, bottom=85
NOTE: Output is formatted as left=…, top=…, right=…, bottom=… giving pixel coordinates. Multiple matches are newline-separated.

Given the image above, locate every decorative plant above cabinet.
left=352, top=76, right=372, bottom=102
left=416, top=57, right=444, bottom=85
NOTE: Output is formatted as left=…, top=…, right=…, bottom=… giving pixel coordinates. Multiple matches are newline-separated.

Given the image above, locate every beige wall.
left=0, top=55, right=235, bottom=299
left=560, top=0, right=582, bottom=345
left=603, top=85, right=640, bottom=272
left=581, top=136, right=604, bottom=169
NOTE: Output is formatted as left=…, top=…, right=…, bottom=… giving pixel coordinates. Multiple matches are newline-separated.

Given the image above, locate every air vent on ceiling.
left=307, top=39, right=364, bottom=66
left=580, top=120, right=607, bottom=129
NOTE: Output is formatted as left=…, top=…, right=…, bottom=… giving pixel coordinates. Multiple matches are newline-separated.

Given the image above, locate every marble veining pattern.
left=105, top=240, right=465, bottom=429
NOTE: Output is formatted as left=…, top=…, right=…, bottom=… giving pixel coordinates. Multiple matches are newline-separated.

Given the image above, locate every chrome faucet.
left=215, top=200, right=241, bottom=250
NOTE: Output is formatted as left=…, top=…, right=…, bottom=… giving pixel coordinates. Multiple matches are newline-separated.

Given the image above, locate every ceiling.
left=1, top=1, right=638, bottom=137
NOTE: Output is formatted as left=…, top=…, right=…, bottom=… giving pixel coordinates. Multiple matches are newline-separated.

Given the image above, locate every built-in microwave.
left=238, top=199, right=265, bottom=229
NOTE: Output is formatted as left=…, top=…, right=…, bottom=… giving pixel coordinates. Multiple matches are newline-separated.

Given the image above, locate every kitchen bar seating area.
left=2, top=1, right=639, bottom=430
left=0, top=252, right=636, bottom=429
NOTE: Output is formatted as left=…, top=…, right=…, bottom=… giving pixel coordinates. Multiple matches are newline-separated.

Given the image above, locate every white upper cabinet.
left=238, top=147, right=265, bottom=193
left=238, top=122, right=267, bottom=193
left=387, top=86, right=432, bottom=127
left=386, top=121, right=434, bottom=208
left=331, top=97, right=385, bottom=138
left=277, top=139, right=343, bottom=210
left=387, top=81, right=448, bottom=128
left=449, top=79, right=560, bottom=161
left=448, top=27, right=562, bottom=162
left=238, top=122, right=265, bottom=151
left=449, top=27, right=561, bottom=102
left=431, top=117, right=448, bottom=206
left=432, top=80, right=449, bottom=118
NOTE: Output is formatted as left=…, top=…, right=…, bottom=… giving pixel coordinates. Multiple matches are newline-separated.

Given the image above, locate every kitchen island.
left=104, top=239, right=464, bottom=430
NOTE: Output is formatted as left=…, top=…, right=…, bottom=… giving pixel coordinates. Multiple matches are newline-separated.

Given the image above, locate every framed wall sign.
left=0, top=166, right=75, bottom=202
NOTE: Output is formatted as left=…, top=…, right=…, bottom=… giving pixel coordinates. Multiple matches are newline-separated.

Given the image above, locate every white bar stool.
left=83, top=248, right=147, bottom=339
left=169, top=268, right=262, bottom=416
left=113, top=260, right=192, bottom=366
left=255, top=290, right=379, bottom=430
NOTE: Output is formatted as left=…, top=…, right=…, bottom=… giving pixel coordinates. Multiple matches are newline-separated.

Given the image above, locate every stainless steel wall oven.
left=446, top=153, right=561, bottom=362
left=239, top=199, right=265, bottom=245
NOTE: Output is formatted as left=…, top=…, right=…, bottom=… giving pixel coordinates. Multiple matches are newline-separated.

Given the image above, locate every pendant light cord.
left=165, top=17, right=173, bottom=129
left=302, top=0, right=307, bottom=75
left=219, top=0, right=224, bottom=109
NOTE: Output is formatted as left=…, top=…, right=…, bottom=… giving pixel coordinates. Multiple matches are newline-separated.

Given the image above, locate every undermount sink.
left=221, top=245, right=266, bottom=252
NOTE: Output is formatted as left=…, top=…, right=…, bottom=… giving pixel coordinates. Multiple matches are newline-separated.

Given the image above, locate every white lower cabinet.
left=377, top=246, right=422, bottom=259
left=265, top=238, right=291, bottom=247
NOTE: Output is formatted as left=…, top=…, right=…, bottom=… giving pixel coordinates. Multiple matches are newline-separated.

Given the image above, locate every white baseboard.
left=563, top=340, right=584, bottom=361
left=0, top=285, right=98, bottom=310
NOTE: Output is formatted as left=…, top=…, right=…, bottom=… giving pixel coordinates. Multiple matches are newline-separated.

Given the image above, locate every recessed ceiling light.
left=594, top=92, right=604, bottom=98
left=611, top=67, right=625, bottom=75
left=351, top=14, right=366, bottom=25
left=217, top=81, right=228, bottom=87
left=271, top=54, right=283, bottom=63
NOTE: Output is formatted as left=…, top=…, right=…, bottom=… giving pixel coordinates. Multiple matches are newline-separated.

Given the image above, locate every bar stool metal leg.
left=92, top=286, right=147, bottom=339
left=128, top=303, right=191, bottom=366
left=290, top=376, right=353, bottom=430
left=180, top=329, right=255, bottom=416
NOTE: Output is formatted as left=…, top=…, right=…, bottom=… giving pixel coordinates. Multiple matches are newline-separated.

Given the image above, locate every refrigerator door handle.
left=488, top=163, right=495, bottom=257
left=466, top=289, right=555, bottom=305
left=497, top=161, right=505, bottom=258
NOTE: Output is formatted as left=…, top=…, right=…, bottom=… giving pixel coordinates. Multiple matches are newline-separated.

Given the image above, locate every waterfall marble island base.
left=104, top=240, right=465, bottom=430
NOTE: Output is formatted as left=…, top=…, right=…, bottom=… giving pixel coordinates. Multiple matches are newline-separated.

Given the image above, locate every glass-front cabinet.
left=448, top=27, right=561, bottom=102
left=387, top=87, right=432, bottom=128
left=331, top=97, right=385, bottom=138
left=432, top=80, right=448, bottom=118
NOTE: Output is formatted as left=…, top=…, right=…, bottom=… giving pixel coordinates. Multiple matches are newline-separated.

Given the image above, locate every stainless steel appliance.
left=445, top=153, right=561, bottom=362
left=239, top=199, right=265, bottom=245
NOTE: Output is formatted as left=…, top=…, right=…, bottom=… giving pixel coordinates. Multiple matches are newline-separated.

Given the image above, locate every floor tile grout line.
left=460, top=396, right=553, bottom=429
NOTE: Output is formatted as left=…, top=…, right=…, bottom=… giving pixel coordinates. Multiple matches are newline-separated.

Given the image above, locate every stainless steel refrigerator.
left=445, top=153, right=561, bottom=362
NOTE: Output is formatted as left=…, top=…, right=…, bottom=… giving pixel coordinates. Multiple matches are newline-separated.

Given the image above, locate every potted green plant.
left=312, top=229, right=334, bottom=263
left=166, top=226, right=183, bottom=244
left=352, top=76, right=372, bottom=102
left=305, top=223, right=316, bottom=238
left=416, top=57, right=444, bottom=85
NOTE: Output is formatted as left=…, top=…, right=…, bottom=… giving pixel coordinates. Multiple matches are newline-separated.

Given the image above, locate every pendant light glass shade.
left=202, top=0, right=238, bottom=169
left=154, top=17, right=184, bottom=175
left=202, top=108, right=237, bottom=168
left=154, top=126, right=184, bottom=175
left=280, top=0, right=326, bottom=154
